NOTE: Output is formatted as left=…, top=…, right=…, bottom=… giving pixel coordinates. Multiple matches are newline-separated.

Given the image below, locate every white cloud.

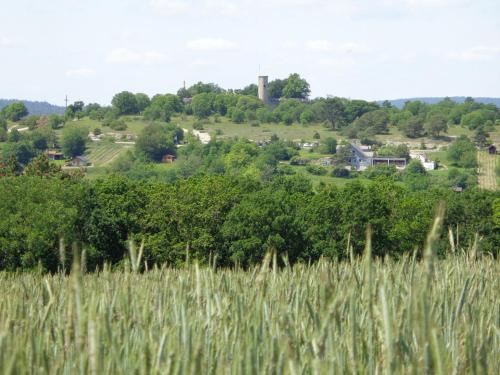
left=186, top=38, right=238, bottom=51
left=106, top=48, right=169, bottom=64
left=306, top=40, right=370, bottom=54
left=65, top=68, right=96, bottom=77
left=448, top=46, right=500, bottom=61
left=149, top=0, right=190, bottom=14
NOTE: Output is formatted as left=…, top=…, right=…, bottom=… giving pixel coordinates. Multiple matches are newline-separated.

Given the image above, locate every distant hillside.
left=0, top=99, right=65, bottom=115
left=379, top=97, right=500, bottom=109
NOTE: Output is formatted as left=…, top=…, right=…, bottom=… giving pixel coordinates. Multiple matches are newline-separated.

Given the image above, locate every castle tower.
left=258, top=75, right=269, bottom=104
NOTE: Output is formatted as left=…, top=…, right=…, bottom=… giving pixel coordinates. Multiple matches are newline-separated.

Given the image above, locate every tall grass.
left=0, top=250, right=498, bottom=374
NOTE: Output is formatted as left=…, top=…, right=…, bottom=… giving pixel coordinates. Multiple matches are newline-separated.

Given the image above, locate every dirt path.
left=477, top=151, right=498, bottom=190
left=183, top=128, right=211, bottom=144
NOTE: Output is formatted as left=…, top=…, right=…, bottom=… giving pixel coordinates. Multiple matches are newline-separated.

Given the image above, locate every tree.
left=268, top=79, right=286, bottom=99
left=447, top=136, right=477, bottom=168
left=24, top=154, right=65, bottom=178
left=313, top=98, right=345, bottom=130
left=424, top=113, right=448, bottom=137
left=345, top=109, right=388, bottom=137
left=143, top=94, right=182, bottom=122
left=48, top=115, right=64, bottom=129
left=111, top=91, right=139, bottom=115
left=401, top=116, right=424, bottom=138
left=61, top=125, right=88, bottom=157
left=473, top=126, right=489, bottom=147
left=135, top=93, right=151, bottom=113
left=403, top=160, right=429, bottom=191
left=231, top=109, right=245, bottom=123
left=300, top=109, right=315, bottom=124
left=343, top=100, right=379, bottom=123
left=191, top=93, right=214, bottom=119
left=282, top=73, right=310, bottom=99
left=320, top=137, right=337, bottom=154
left=135, top=123, right=181, bottom=161
left=237, top=84, right=258, bottom=96
left=2, top=141, right=36, bottom=165
left=1, top=102, right=28, bottom=121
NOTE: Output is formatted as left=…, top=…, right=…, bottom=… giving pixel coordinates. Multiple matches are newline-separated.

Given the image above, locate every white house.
left=409, top=151, right=436, bottom=170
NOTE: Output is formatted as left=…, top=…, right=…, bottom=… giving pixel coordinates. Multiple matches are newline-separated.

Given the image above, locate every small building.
left=69, top=156, right=90, bottom=167
left=488, top=144, right=497, bottom=155
left=162, top=154, right=176, bottom=164
left=409, top=151, right=436, bottom=170
left=47, top=150, right=64, bottom=161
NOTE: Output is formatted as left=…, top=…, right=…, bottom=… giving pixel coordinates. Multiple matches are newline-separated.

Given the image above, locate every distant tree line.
left=0, top=171, right=497, bottom=272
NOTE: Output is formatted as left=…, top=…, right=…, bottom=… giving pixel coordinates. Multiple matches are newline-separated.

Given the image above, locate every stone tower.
left=258, top=75, right=269, bottom=104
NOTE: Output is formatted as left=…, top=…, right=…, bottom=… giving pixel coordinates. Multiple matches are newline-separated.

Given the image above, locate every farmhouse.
left=347, top=143, right=406, bottom=171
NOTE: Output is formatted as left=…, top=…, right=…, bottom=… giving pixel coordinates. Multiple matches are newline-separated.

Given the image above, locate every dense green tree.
left=186, top=82, right=224, bottom=97
left=345, top=109, right=388, bottom=138
left=135, top=93, right=151, bottom=113
left=112, top=91, right=139, bottom=115
left=237, top=84, right=258, bottom=96
left=447, top=135, right=477, bottom=168
left=222, top=177, right=312, bottom=266
left=268, top=79, right=287, bottom=99
left=403, top=101, right=428, bottom=117
left=312, top=98, right=345, bottom=130
left=231, top=108, right=245, bottom=123
left=191, top=93, right=214, bottom=119
left=402, top=160, right=429, bottom=191
left=135, top=123, right=181, bottom=161
left=401, top=116, right=425, bottom=138
left=0, top=177, right=83, bottom=271
left=300, top=109, right=316, bottom=124
left=143, top=94, right=181, bottom=122
left=274, top=99, right=306, bottom=125
left=424, top=113, right=448, bottom=137
left=343, top=100, right=379, bottom=123
left=1, top=102, right=28, bottom=121
left=61, top=125, right=88, bottom=157
left=2, top=141, right=36, bottom=164
left=282, top=73, right=310, bottom=99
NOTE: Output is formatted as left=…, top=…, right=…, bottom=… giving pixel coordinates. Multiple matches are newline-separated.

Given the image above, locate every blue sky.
left=0, top=0, right=499, bottom=105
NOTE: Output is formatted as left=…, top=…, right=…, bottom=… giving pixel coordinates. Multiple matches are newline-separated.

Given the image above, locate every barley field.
left=0, top=248, right=498, bottom=375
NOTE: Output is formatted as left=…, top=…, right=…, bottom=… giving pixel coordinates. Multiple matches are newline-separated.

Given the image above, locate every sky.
left=0, top=0, right=499, bottom=105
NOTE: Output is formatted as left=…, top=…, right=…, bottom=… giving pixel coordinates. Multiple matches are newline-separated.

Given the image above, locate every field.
left=86, top=141, right=131, bottom=167
left=477, top=151, right=498, bottom=190
left=0, top=250, right=498, bottom=374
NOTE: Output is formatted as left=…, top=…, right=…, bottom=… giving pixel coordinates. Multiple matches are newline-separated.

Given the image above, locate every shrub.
left=306, top=165, right=327, bottom=175
left=331, top=166, right=350, bottom=178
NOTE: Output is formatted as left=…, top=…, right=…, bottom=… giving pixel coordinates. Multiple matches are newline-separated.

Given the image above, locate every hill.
left=0, top=99, right=65, bottom=115
left=380, top=97, right=500, bottom=109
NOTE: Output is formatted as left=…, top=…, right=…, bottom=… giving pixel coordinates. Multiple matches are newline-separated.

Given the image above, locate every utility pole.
left=65, top=95, right=68, bottom=110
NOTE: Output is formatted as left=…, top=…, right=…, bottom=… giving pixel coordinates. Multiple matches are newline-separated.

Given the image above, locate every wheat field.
left=0, top=246, right=498, bottom=375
